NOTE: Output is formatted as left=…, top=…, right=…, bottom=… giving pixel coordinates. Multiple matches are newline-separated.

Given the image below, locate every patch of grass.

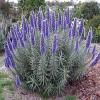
left=0, top=80, right=12, bottom=87
left=8, top=85, right=14, bottom=91
left=0, top=85, right=3, bottom=94
left=64, top=95, right=76, bottom=100
left=0, top=72, right=13, bottom=100
left=0, top=94, right=4, bottom=100
left=0, top=72, right=8, bottom=78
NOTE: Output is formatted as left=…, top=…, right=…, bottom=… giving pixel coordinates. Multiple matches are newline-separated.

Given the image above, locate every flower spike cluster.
left=4, top=6, right=100, bottom=88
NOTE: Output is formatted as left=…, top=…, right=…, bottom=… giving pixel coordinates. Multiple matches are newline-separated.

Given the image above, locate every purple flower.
left=92, top=44, right=96, bottom=54
left=15, top=75, right=21, bottom=87
left=92, top=44, right=96, bottom=59
left=85, top=27, right=93, bottom=49
left=4, top=57, right=10, bottom=68
left=62, top=16, right=67, bottom=30
left=74, top=39, right=79, bottom=51
left=51, top=34, right=58, bottom=54
left=9, top=55, right=16, bottom=68
left=29, top=11, right=36, bottom=29
left=22, top=16, right=28, bottom=41
left=45, top=5, right=50, bottom=20
left=41, top=20, right=46, bottom=36
left=7, top=37, right=13, bottom=52
left=79, top=19, right=84, bottom=34
left=4, top=42, right=12, bottom=57
left=30, top=27, right=35, bottom=46
left=45, top=19, right=49, bottom=37
left=89, top=52, right=100, bottom=67
left=37, top=7, right=43, bottom=31
left=51, top=12, right=56, bottom=32
left=64, top=8, right=70, bottom=27
left=40, top=33, right=45, bottom=55
left=68, top=24, right=72, bottom=39
left=22, top=16, right=27, bottom=33
left=9, top=28, right=17, bottom=49
left=58, top=10, right=62, bottom=26
left=71, top=18, right=77, bottom=36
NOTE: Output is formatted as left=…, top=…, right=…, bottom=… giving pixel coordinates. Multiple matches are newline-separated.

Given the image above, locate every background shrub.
left=89, top=15, right=100, bottom=43
left=73, top=2, right=100, bottom=19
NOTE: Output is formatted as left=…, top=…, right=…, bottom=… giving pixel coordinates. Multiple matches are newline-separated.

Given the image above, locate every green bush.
left=73, top=2, right=100, bottom=19
left=92, top=27, right=100, bottom=43
left=89, top=15, right=100, bottom=28
left=89, top=15, right=100, bottom=43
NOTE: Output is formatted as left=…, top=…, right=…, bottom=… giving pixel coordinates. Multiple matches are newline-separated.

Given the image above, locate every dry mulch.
left=63, top=61, right=100, bottom=100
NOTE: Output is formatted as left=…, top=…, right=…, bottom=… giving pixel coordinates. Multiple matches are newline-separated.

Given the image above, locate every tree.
left=18, top=0, right=45, bottom=13
left=73, top=2, right=100, bottom=20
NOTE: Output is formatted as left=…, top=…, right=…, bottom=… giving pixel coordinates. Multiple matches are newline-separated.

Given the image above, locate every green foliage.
left=89, top=15, right=100, bottom=28
left=64, top=95, right=76, bottom=100
left=18, top=0, right=45, bottom=13
left=0, top=94, right=4, bottom=100
left=89, top=15, right=100, bottom=43
left=73, top=2, right=100, bottom=19
left=92, top=27, right=100, bottom=43
left=0, top=72, right=13, bottom=100
left=13, top=30, right=86, bottom=97
left=0, top=72, right=8, bottom=78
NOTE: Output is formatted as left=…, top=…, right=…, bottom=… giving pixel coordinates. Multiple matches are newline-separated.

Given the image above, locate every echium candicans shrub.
left=4, top=6, right=100, bottom=97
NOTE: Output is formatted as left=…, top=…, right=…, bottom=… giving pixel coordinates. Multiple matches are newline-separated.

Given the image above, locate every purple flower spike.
left=22, top=16, right=27, bottom=33
left=92, top=44, right=96, bottom=59
left=9, top=55, right=16, bottom=68
left=51, top=34, right=58, bottom=54
left=45, top=19, right=49, bottom=37
left=85, top=27, right=93, bottom=49
left=79, top=19, right=84, bottom=34
left=51, top=12, right=56, bottom=32
left=89, top=52, right=100, bottom=67
left=45, top=5, right=50, bottom=20
left=37, top=7, right=43, bottom=31
left=92, top=44, right=96, bottom=55
left=62, top=16, right=67, bottom=30
left=7, top=37, right=13, bottom=52
left=40, top=33, right=45, bottom=55
left=30, top=27, right=35, bottom=46
left=64, top=8, right=70, bottom=27
left=72, top=18, right=77, bottom=36
left=22, top=16, right=29, bottom=41
left=4, top=42, right=12, bottom=57
left=41, top=20, right=46, bottom=36
left=58, top=10, right=62, bottom=26
left=68, top=24, right=73, bottom=39
left=74, top=39, right=79, bottom=51
left=15, top=75, right=21, bottom=87
left=29, top=11, right=36, bottom=29
left=4, top=57, right=10, bottom=68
